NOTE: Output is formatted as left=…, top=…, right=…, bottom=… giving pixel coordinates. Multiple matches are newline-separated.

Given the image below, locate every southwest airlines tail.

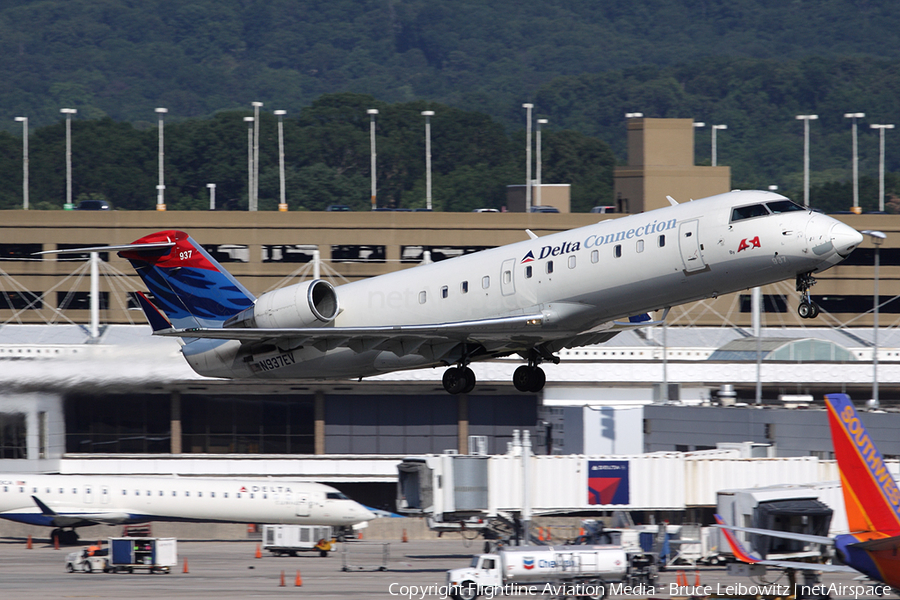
left=825, top=393, right=900, bottom=536
left=119, top=230, right=255, bottom=330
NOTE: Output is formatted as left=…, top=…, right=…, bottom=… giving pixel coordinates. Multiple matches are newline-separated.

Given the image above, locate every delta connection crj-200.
left=45, top=190, right=863, bottom=394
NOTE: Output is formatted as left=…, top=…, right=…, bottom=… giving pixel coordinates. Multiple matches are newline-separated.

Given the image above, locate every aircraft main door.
left=500, top=258, right=516, bottom=296
left=678, top=219, right=706, bottom=272
left=295, top=493, right=311, bottom=517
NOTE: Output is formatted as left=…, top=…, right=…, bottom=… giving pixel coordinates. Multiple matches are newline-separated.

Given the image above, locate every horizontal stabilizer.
left=134, top=292, right=173, bottom=333
left=35, top=241, right=175, bottom=256
left=848, top=535, right=900, bottom=553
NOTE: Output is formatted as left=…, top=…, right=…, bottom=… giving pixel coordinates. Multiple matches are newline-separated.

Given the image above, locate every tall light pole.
left=422, top=110, right=434, bottom=211
left=871, top=124, right=894, bottom=212
left=368, top=109, right=378, bottom=210
left=845, top=112, right=866, bottom=212
left=536, top=119, right=547, bottom=207
left=274, top=110, right=287, bottom=211
left=244, top=116, right=254, bottom=210
left=861, top=230, right=885, bottom=409
left=14, top=117, right=27, bottom=210
left=796, top=115, right=818, bottom=207
left=251, top=101, right=263, bottom=211
left=712, top=124, right=728, bottom=167
left=207, top=183, right=216, bottom=211
left=155, top=107, right=167, bottom=211
left=60, top=108, right=77, bottom=209
left=523, top=103, right=533, bottom=212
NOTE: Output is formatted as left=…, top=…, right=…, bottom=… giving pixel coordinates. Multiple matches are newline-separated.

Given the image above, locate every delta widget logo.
left=587, top=460, right=630, bottom=505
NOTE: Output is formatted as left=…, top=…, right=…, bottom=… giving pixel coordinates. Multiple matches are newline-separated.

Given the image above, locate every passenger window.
left=547, top=261, right=554, bottom=274
left=198, top=492, right=203, bottom=497
left=659, top=235, right=666, bottom=248
left=482, top=276, right=490, bottom=289
left=159, top=491, right=164, bottom=496
left=441, top=286, right=448, bottom=299
left=568, top=255, right=576, bottom=269
left=461, top=281, right=468, bottom=294
left=211, top=492, right=216, bottom=498
left=591, top=250, right=598, bottom=263
left=614, top=245, right=622, bottom=258
left=185, top=491, right=190, bottom=497
left=525, top=265, right=532, bottom=278
left=224, top=492, right=229, bottom=498
left=172, top=491, right=177, bottom=497
left=146, top=490, right=151, bottom=496
left=636, top=239, right=644, bottom=253
left=418, top=291, right=426, bottom=304
left=730, top=203, right=770, bottom=222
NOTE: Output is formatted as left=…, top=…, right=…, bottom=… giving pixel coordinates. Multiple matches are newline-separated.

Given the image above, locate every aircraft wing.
left=715, top=514, right=857, bottom=573
left=29, top=495, right=132, bottom=527
left=154, top=313, right=547, bottom=343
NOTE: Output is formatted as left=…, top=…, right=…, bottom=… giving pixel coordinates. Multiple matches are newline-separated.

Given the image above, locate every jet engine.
left=224, top=279, right=339, bottom=329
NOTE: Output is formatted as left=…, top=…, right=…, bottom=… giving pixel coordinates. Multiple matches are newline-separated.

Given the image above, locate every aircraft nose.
left=831, top=222, right=864, bottom=257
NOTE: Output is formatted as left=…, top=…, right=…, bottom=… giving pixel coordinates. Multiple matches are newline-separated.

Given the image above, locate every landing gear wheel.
left=513, top=365, right=532, bottom=392
left=61, top=530, right=79, bottom=545
left=442, top=367, right=465, bottom=394
left=513, top=366, right=546, bottom=392
left=798, top=301, right=820, bottom=319
left=444, top=366, right=477, bottom=394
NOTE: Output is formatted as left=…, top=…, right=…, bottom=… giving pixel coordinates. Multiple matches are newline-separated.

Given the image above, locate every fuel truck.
left=446, top=544, right=658, bottom=600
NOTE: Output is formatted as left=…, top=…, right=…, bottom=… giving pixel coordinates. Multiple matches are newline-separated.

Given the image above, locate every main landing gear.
left=51, top=528, right=79, bottom=546
left=796, top=272, right=820, bottom=319
left=442, top=365, right=476, bottom=395
left=513, top=348, right=557, bottom=393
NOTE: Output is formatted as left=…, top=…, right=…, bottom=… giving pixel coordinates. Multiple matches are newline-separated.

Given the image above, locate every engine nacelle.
left=224, top=279, right=339, bottom=329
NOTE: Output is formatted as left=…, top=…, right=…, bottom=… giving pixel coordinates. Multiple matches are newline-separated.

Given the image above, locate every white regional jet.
left=49, top=190, right=863, bottom=394
left=0, top=474, right=374, bottom=544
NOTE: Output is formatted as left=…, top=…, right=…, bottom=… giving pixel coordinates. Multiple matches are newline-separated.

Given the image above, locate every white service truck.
left=446, top=544, right=657, bottom=600
left=262, top=524, right=335, bottom=557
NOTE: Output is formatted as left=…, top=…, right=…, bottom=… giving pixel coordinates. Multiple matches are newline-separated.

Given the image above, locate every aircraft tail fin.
left=825, top=393, right=900, bottom=535
left=119, top=231, right=255, bottom=330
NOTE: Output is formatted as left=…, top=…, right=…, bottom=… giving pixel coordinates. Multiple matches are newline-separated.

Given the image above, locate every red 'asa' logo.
left=737, top=236, right=761, bottom=252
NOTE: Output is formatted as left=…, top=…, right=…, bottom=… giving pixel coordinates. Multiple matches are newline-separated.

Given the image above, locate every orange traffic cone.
left=53, top=534, right=59, bottom=550
left=694, top=570, right=701, bottom=586
left=358, top=531, right=363, bottom=540
left=279, top=570, right=286, bottom=587
left=295, top=570, right=303, bottom=587
left=255, top=543, right=262, bottom=558
left=538, top=528, right=544, bottom=541
left=26, top=534, right=32, bottom=549
left=402, top=529, right=408, bottom=543
left=677, top=570, right=687, bottom=586
left=183, top=557, right=189, bottom=573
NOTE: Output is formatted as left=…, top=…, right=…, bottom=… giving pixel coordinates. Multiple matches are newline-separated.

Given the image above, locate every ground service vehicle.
left=108, top=537, right=177, bottom=573
left=262, top=524, right=334, bottom=557
left=446, top=544, right=657, bottom=600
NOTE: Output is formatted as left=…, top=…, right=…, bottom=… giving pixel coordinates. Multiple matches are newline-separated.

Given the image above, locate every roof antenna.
left=666, top=195, right=678, bottom=206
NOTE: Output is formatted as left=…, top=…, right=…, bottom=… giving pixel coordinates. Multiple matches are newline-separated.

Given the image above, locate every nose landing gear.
left=796, top=272, right=820, bottom=319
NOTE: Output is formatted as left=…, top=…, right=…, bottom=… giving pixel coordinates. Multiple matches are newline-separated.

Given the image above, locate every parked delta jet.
left=0, top=474, right=374, bottom=545
left=717, top=394, right=900, bottom=592
left=45, top=190, right=863, bottom=394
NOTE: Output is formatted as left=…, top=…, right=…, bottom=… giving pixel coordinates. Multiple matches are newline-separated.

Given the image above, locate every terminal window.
left=0, top=243, right=42, bottom=260
left=0, top=413, right=26, bottom=459
left=0, top=291, right=43, bottom=310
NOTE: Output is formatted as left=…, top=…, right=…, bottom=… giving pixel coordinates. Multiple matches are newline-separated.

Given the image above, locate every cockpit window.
left=326, top=491, right=350, bottom=500
left=731, top=203, right=770, bottom=222
left=766, top=200, right=804, bottom=214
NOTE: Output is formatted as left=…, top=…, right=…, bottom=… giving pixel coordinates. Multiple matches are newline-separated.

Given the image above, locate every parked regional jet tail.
left=717, top=394, right=900, bottom=590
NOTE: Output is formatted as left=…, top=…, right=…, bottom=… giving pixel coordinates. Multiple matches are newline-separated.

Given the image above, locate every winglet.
left=134, top=292, right=174, bottom=333
left=715, top=514, right=762, bottom=563
left=31, top=495, right=57, bottom=516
